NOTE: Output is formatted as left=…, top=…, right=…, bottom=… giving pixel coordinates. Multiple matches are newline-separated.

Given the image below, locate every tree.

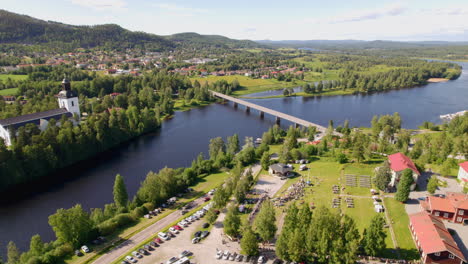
left=29, top=234, right=44, bottom=256
left=209, top=137, right=225, bottom=161
left=48, top=204, right=94, bottom=248
left=227, top=134, right=240, bottom=156
left=240, top=224, right=259, bottom=256
left=260, top=151, right=270, bottom=170
left=362, top=215, right=387, bottom=257
left=113, top=174, right=128, bottom=208
left=206, top=208, right=219, bottom=224
left=395, top=169, right=413, bottom=202
left=254, top=200, right=277, bottom=242
left=427, top=176, right=438, bottom=194
left=375, top=161, right=391, bottom=191
left=7, top=241, right=20, bottom=264
left=224, top=204, right=241, bottom=237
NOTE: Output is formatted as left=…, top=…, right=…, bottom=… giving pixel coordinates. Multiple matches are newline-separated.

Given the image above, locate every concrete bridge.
left=210, top=91, right=342, bottom=136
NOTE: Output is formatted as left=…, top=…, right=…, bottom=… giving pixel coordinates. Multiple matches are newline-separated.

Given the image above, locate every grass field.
left=0, top=74, right=28, bottom=81
left=190, top=75, right=304, bottom=96
left=383, top=197, right=420, bottom=260
left=0, top=88, right=19, bottom=96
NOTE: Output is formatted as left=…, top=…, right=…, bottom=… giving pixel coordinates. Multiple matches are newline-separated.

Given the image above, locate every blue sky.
left=1, top=0, right=468, bottom=41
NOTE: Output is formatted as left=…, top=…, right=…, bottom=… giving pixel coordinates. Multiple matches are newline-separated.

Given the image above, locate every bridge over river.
left=210, top=91, right=343, bottom=137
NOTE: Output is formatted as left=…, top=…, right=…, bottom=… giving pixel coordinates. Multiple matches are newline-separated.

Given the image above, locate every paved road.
left=93, top=196, right=207, bottom=264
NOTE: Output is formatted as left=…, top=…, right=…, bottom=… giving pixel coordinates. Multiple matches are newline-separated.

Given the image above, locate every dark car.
left=202, top=222, right=210, bottom=228
left=272, top=259, right=283, bottom=264
left=150, top=241, right=159, bottom=247
left=75, top=250, right=83, bottom=257
left=144, top=244, right=153, bottom=251
left=194, top=231, right=202, bottom=238
left=201, top=231, right=210, bottom=238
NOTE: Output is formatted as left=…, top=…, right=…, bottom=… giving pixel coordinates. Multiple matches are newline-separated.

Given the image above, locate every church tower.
left=58, top=77, right=80, bottom=118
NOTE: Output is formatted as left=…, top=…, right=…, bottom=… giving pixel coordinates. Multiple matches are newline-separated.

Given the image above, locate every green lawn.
left=0, top=74, right=28, bottom=81
left=0, top=88, right=19, bottom=96
left=383, top=197, right=420, bottom=260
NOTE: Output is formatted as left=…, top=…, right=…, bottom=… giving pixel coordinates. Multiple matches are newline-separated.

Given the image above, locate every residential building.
left=419, top=192, right=468, bottom=224
left=409, top=211, right=466, bottom=264
left=458, top=161, right=468, bottom=188
left=388, top=152, right=420, bottom=190
left=0, top=78, right=80, bottom=146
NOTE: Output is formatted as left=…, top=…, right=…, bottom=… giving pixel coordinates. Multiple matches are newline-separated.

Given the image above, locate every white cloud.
left=152, top=3, right=208, bottom=16
left=70, top=0, right=127, bottom=11
left=328, top=4, right=406, bottom=24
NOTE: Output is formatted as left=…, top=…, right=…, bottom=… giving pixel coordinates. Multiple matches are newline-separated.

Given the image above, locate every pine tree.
left=375, top=161, right=391, bottom=191
left=29, top=234, right=44, bottom=256
left=395, top=169, right=413, bottom=202
left=6, top=241, right=20, bottom=264
left=362, top=215, right=387, bottom=257
left=113, top=174, right=128, bottom=208
left=260, top=151, right=270, bottom=170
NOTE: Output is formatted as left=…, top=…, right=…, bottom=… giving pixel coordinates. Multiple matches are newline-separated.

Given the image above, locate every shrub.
left=143, top=202, right=154, bottom=212
left=132, top=206, right=146, bottom=218
left=97, top=219, right=119, bottom=235
left=114, top=213, right=135, bottom=226
left=51, top=243, right=73, bottom=258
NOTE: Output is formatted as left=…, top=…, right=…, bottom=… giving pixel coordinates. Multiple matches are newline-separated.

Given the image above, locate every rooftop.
left=0, top=108, right=71, bottom=128
left=388, top=152, right=420, bottom=175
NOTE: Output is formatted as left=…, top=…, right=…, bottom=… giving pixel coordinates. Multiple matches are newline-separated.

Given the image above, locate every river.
left=0, top=62, right=467, bottom=256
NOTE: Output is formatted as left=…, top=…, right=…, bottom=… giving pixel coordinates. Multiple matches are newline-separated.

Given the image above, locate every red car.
left=173, top=225, right=183, bottom=231
left=154, top=237, right=163, bottom=244
left=204, top=197, right=211, bottom=202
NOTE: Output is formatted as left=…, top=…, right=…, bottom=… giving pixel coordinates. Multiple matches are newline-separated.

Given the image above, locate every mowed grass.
left=190, top=75, right=304, bottom=96
left=383, top=197, right=420, bottom=260
left=0, top=88, right=19, bottom=96
left=0, top=74, right=28, bottom=81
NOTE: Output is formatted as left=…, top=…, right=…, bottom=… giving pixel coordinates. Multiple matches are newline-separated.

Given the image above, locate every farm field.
left=0, top=87, right=19, bottom=95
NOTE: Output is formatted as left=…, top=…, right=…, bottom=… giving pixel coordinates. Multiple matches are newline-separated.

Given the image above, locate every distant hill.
left=164, top=32, right=262, bottom=49
left=0, top=9, right=261, bottom=51
left=257, top=39, right=468, bottom=50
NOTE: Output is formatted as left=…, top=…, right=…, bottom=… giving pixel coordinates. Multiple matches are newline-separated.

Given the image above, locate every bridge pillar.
left=246, top=106, right=250, bottom=113
left=295, top=123, right=300, bottom=128
left=275, top=116, right=281, bottom=125
left=233, top=102, right=238, bottom=108
left=259, top=111, right=264, bottom=118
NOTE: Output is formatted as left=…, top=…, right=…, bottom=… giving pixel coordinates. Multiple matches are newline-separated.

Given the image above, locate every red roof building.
left=420, top=192, right=468, bottom=224
left=388, top=152, right=420, bottom=190
left=409, top=211, right=466, bottom=264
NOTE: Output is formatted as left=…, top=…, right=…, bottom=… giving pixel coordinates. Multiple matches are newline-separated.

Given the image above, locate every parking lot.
left=132, top=166, right=287, bottom=264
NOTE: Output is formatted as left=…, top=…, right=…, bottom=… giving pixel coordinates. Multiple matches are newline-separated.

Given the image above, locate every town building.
left=268, top=163, right=293, bottom=177
left=388, top=152, right=420, bottom=190
left=458, top=161, right=468, bottom=188
left=419, top=192, right=468, bottom=225
left=409, top=211, right=466, bottom=264
left=0, top=78, right=80, bottom=146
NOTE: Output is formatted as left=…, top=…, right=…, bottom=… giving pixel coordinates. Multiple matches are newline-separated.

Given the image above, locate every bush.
left=335, top=153, right=348, bottom=164
left=143, top=202, right=154, bottom=212
left=114, top=213, right=135, bottom=226
left=97, top=219, right=119, bottom=235
left=51, top=243, right=73, bottom=258
left=132, top=206, right=146, bottom=218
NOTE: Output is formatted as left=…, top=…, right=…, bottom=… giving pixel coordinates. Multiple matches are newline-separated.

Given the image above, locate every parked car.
left=154, top=237, right=163, bottom=244
left=75, top=250, right=83, bottom=257
left=244, top=255, right=250, bottom=262
left=132, top=251, right=143, bottom=258
left=272, top=259, right=283, bottom=264
left=223, top=250, right=230, bottom=260
left=229, top=252, right=237, bottom=261
left=169, top=227, right=179, bottom=234
left=150, top=241, right=158, bottom=247
left=417, top=197, right=426, bottom=201
left=204, top=197, right=211, bottom=202
left=192, top=237, right=200, bottom=244
left=173, top=225, right=183, bottom=230
left=202, top=222, right=209, bottom=228
left=178, top=221, right=188, bottom=227
left=166, top=257, right=179, bottom=264
left=125, top=256, right=137, bottom=263
left=201, top=231, right=210, bottom=238
left=121, top=261, right=129, bottom=264
left=144, top=244, right=153, bottom=251
left=179, top=250, right=192, bottom=258
left=208, top=189, right=215, bottom=195
left=257, top=256, right=265, bottom=263
left=236, top=254, right=244, bottom=261
left=81, top=245, right=90, bottom=253
left=158, top=232, right=170, bottom=240
left=138, top=248, right=148, bottom=255
left=214, top=209, right=220, bottom=215
left=216, top=250, right=223, bottom=259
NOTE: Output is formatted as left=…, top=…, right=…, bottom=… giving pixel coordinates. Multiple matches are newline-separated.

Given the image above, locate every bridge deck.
left=211, top=91, right=342, bottom=136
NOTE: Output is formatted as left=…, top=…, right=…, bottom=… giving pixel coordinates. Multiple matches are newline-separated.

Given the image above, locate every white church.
left=0, top=78, right=80, bottom=146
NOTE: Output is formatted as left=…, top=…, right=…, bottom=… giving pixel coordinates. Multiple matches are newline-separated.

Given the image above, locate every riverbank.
left=427, top=78, right=449, bottom=83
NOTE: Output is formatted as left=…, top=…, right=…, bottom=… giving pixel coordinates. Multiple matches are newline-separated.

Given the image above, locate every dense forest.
left=0, top=10, right=261, bottom=52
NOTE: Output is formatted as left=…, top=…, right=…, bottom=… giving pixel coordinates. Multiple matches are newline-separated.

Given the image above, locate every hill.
left=0, top=9, right=261, bottom=51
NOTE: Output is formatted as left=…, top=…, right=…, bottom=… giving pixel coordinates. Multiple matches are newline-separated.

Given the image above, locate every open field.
left=191, top=75, right=304, bottom=96
left=0, top=88, right=19, bottom=96
left=0, top=74, right=28, bottom=81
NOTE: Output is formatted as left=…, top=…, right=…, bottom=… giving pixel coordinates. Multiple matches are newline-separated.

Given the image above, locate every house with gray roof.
left=269, top=163, right=293, bottom=177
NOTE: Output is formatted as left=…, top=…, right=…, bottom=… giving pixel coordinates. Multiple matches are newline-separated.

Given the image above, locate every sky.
left=1, top=0, right=468, bottom=41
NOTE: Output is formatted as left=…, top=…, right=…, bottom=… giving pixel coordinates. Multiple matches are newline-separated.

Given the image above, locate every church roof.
left=0, top=108, right=71, bottom=129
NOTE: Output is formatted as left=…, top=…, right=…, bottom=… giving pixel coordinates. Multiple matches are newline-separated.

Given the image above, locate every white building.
left=0, top=78, right=80, bottom=146
left=458, top=161, right=468, bottom=188
left=388, top=152, right=420, bottom=191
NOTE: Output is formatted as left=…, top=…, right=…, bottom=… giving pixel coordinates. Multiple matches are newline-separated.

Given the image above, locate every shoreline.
left=427, top=78, right=449, bottom=83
